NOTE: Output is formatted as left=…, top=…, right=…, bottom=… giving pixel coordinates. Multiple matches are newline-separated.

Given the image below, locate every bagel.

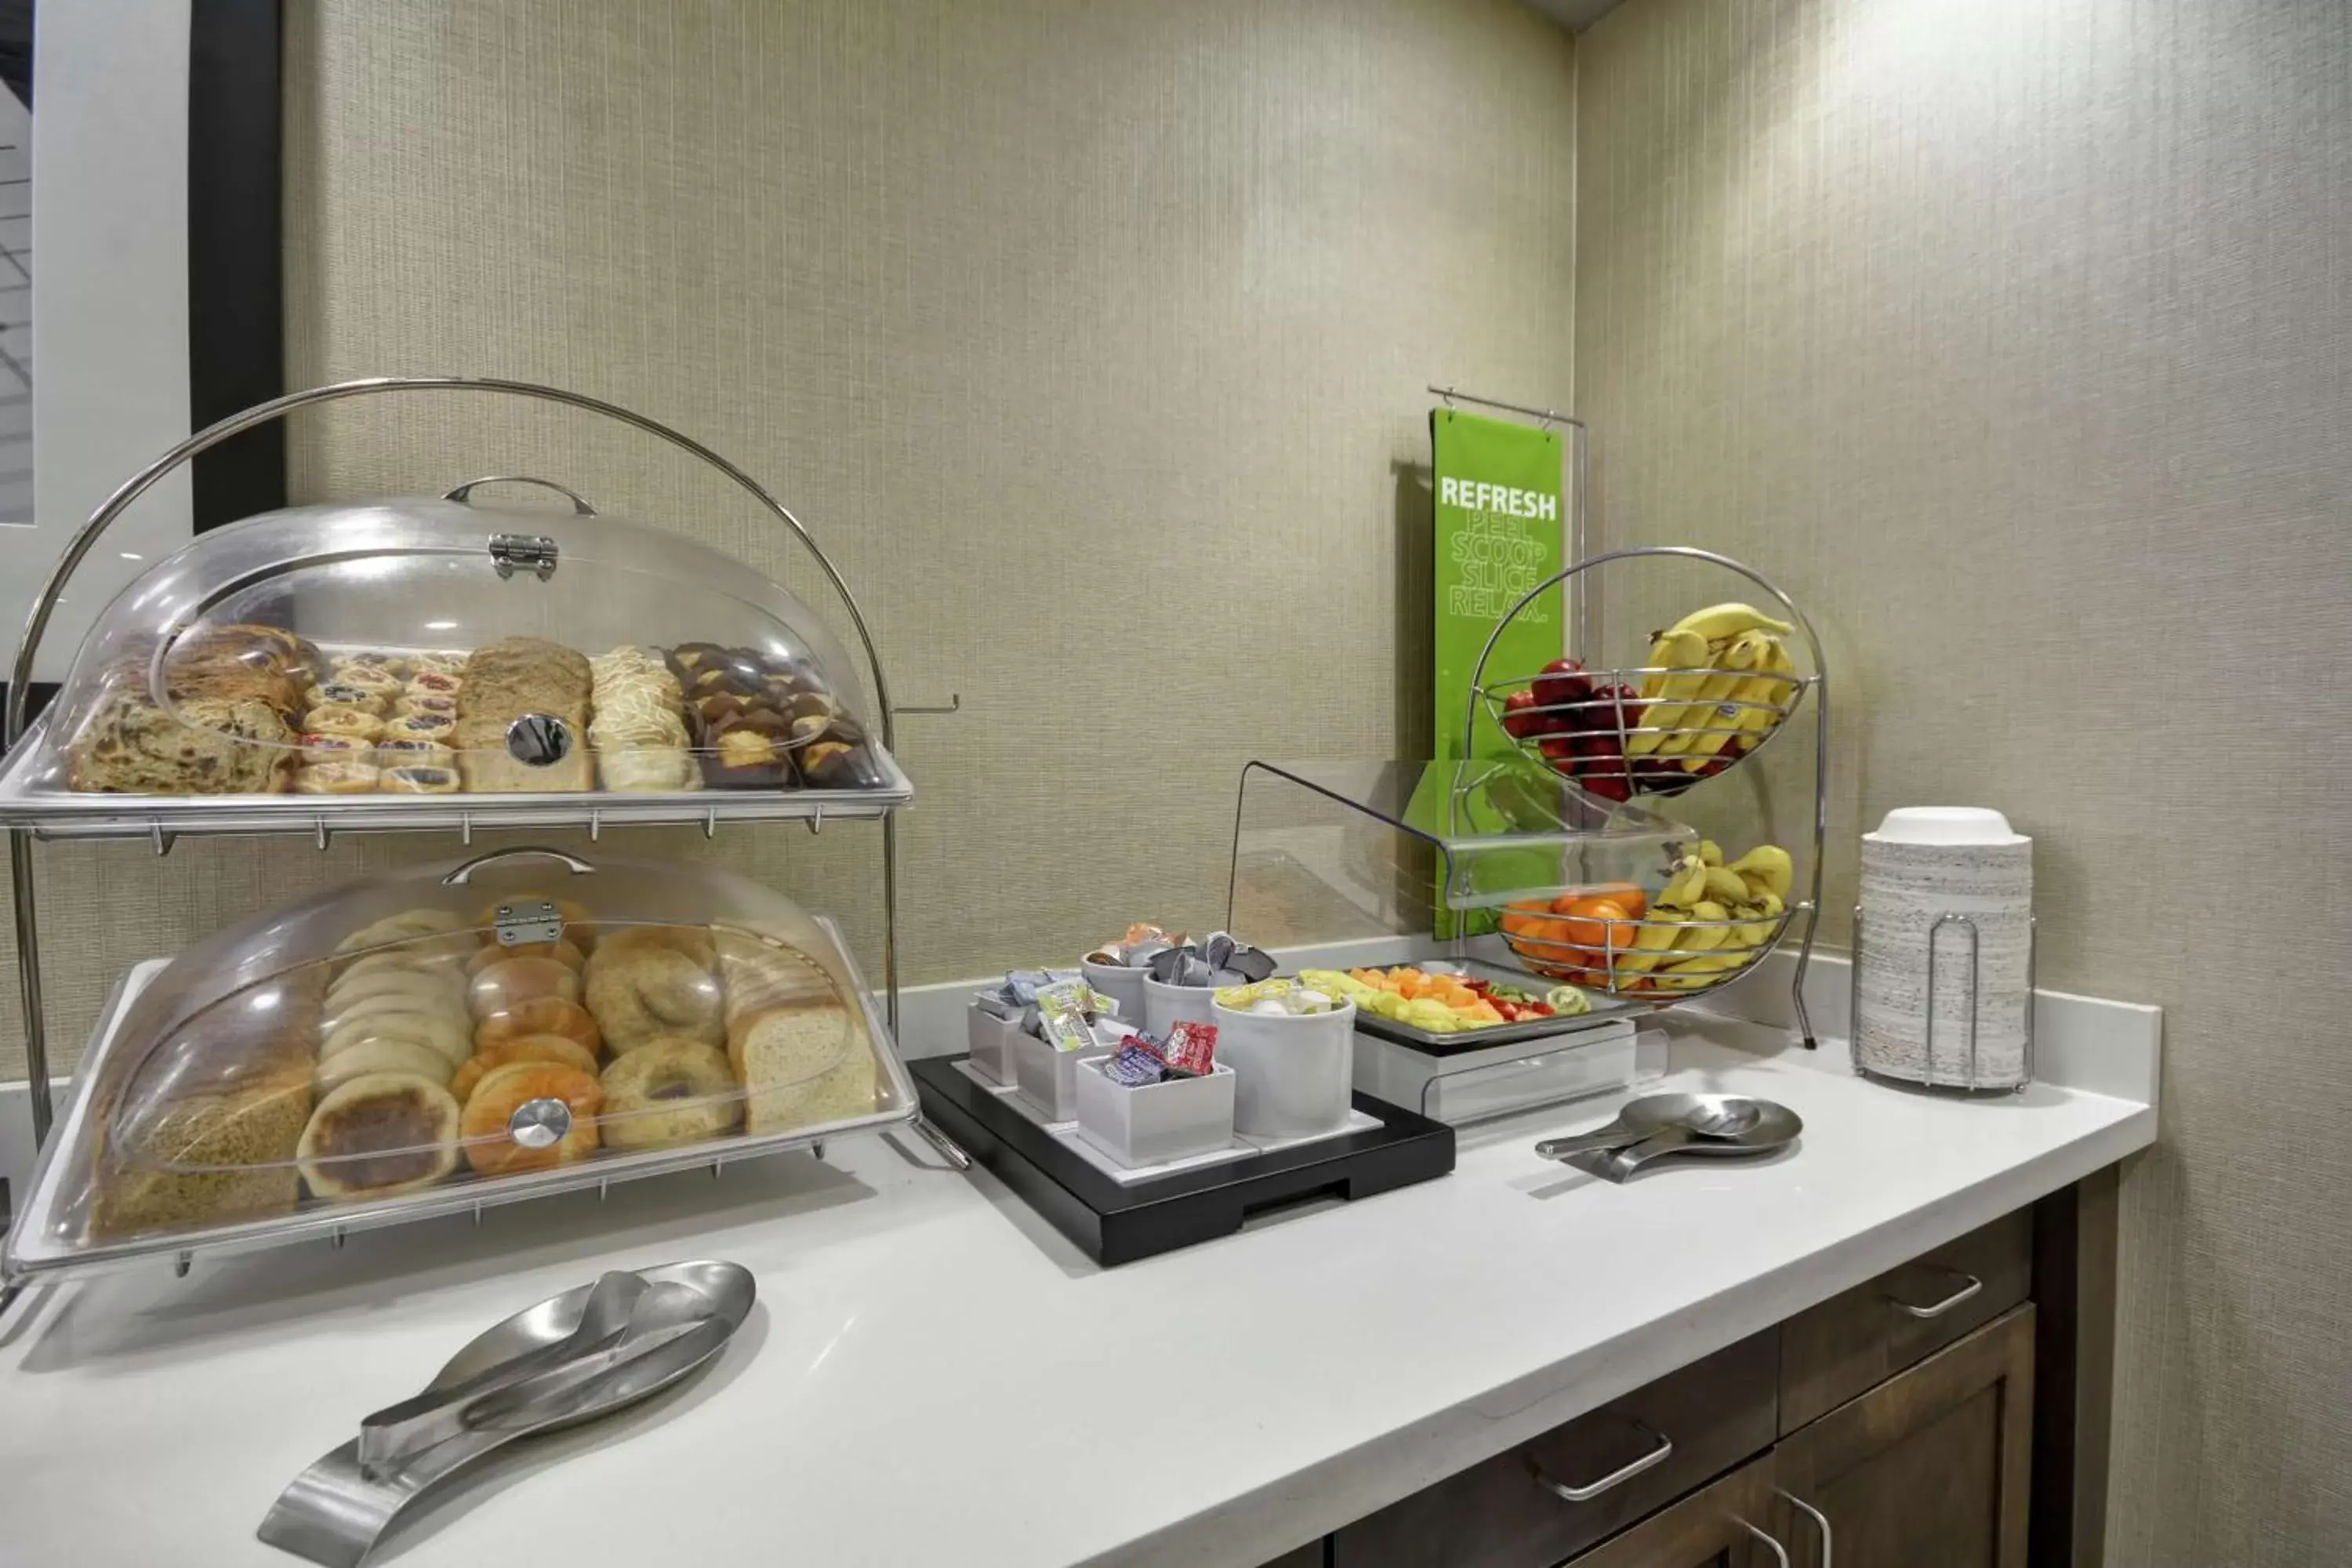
left=450, top=1034, right=601, bottom=1103
left=583, top=927, right=723, bottom=1055
left=297, top=1073, right=461, bottom=1200
left=473, top=995, right=602, bottom=1057
left=598, top=1037, right=742, bottom=1150
left=459, top=1062, right=602, bottom=1176
left=469, top=956, right=580, bottom=1019
left=326, top=964, right=466, bottom=1015
left=465, top=939, right=584, bottom=978
left=333, top=909, right=472, bottom=964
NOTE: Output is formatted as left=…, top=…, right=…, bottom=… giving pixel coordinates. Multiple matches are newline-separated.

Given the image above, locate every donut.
left=381, top=765, right=462, bottom=795
left=470, top=956, right=580, bottom=1019
left=450, top=1033, right=601, bottom=1102
left=297, top=1073, right=462, bottom=1200
left=473, top=995, right=603, bottom=1057
left=303, top=705, right=386, bottom=741
left=321, top=1009, right=470, bottom=1068
left=315, top=1036, right=456, bottom=1096
left=470, top=894, right=597, bottom=953
left=466, top=939, right=584, bottom=979
left=294, top=762, right=381, bottom=795
left=598, top=1037, right=742, bottom=1150
left=459, top=1062, right=602, bottom=1176
left=583, top=927, right=723, bottom=1054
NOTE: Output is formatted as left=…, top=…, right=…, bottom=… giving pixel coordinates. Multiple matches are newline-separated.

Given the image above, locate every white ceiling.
left=1523, top=0, right=1624, bottom=32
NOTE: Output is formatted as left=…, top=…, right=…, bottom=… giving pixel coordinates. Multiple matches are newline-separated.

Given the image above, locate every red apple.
left=1538, top=735, right=1577, bottom=773
left=1501, top=688, right=1542, bottom=740
left=1533, top=658, right=1593, bottom=724
left=1584, top=681, right=1645, bottom=737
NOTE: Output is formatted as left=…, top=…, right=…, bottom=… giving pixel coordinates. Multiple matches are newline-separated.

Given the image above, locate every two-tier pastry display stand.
left=2, top=376, right=964, bottom=1173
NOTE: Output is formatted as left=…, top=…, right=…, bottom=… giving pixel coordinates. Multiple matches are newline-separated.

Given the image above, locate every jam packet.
left=1105, top=1039, right=1170, bottom=1087
left=1161, top=1020, right=1218, bottom=1077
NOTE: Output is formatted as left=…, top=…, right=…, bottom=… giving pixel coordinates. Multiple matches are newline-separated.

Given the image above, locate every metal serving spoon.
left=1534, top=1091, right=1767, bottom=1160
left=1595, top=1099, right=1802, bottom=1181
left=259, top=1261, right=753, bottom=1568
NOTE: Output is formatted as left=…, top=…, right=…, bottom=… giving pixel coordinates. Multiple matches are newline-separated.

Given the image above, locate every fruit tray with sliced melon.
left=1477, top=601, right=1811, bottom=800
left=1497, top=839, right=1798, bottom=999
left=1304, top=960, right=1621, bottom=1053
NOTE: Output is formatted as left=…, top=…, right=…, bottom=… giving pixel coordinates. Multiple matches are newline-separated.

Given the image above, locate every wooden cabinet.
left=1332, top=1333, right=1778, bottom=1568
left=1557, top=1456, right=1785, bottom=1568
left=1779, top=1211, right=2032, bottom=1432
left=1773, top=1306, right=2037, bottom=1568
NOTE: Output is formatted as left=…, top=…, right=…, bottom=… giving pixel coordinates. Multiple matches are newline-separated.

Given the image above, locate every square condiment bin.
left=1012, top=1029, right=1113, bottom=1122
left=966, top=1004, right=1024, bottom=1087
left=1073, top=1059, right=1237, bottom=1168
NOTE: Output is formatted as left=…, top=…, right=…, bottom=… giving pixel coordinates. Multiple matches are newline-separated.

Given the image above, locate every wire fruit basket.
left=1472, top=598, right=1814, bottom=800
left=1462, top=546, right=1829, bottom=1032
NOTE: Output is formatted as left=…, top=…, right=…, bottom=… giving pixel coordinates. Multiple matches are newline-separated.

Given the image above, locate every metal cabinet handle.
left=1737, top=1519, right=1792, bottom=1568
left=1884, top=1268, right=1983, bottom=1319
left=1776, top=1489, right=1832, bottom=1568
left=440, top=846, right=599, bottom=885
left=1529, top=1421, right=1673, bottom=1502
left=443, top=474, right=600, bottom=515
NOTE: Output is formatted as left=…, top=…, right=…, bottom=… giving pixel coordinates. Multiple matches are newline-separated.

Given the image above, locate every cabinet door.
left=1773, top=1305, right=2035, bottom=1568
left=1558, top=1456, right=1791, bottom=1568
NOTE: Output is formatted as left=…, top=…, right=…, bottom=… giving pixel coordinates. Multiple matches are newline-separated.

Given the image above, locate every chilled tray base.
left=913, top=1055, right=1454, bottom=1266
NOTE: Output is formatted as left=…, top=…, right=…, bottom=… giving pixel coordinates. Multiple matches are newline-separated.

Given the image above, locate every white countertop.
left=0, top=1011, right=2154, bottom=1568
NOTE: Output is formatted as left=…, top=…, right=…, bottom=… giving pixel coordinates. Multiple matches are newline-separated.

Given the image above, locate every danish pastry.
left=459, top=1062, right=602, bottom=1176
left=380, top=713, right=456, bottom=744
left=304, top=681, right=394, bottom=716
left=303, top=705, right=385, bottom=741
left=298, top=731, right=375, bottom=766
left=294, top=762, right=381, bottom=795
left=598, top=1037, right=741, bottom=1150
left=297, top=1073, right=462, bottom=1200
left=380, top=765, right=462, bottom=794
left=374, top=739, right=456, bottom=772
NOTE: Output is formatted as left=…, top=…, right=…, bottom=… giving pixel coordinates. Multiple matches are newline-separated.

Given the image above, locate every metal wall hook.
left=898, top=693, right=962, bottom=716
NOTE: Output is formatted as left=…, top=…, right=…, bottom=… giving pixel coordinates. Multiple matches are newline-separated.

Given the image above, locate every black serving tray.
left=913, top=1057, right=1455, bottom=1266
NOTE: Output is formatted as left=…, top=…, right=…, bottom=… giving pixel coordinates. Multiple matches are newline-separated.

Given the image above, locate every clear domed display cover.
left=2, top=847, right=917, bottom=1283
left=0, top=481, right=911, bottom=837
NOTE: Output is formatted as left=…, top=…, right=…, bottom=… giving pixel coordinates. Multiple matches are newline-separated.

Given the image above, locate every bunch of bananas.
left=1630, top=603, right=1802, bottom=775
left=1610, top=840, right=1794, bottom=994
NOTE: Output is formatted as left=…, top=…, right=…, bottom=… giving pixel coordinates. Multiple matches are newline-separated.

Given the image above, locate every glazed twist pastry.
left=588, top=645, right=699, bottom=793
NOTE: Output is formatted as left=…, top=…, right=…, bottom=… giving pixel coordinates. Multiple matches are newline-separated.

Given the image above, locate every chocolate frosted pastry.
left=798, top=735, right=884, bottom=789
left=703, top=710, right=798, bottom=788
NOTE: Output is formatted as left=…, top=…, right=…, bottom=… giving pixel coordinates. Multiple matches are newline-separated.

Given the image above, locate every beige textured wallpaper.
left=1576, top=0, right=2351, bottom=1562
left=0, top=0, right=1577, bottom=1080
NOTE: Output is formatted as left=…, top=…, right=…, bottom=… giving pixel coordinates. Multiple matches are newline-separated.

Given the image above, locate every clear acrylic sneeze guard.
left=1229, top=757, right=1690, bottom=1123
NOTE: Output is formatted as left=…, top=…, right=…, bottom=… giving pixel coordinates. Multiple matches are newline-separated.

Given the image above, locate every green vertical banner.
left=1432, top=408, right=1565, bottom=762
